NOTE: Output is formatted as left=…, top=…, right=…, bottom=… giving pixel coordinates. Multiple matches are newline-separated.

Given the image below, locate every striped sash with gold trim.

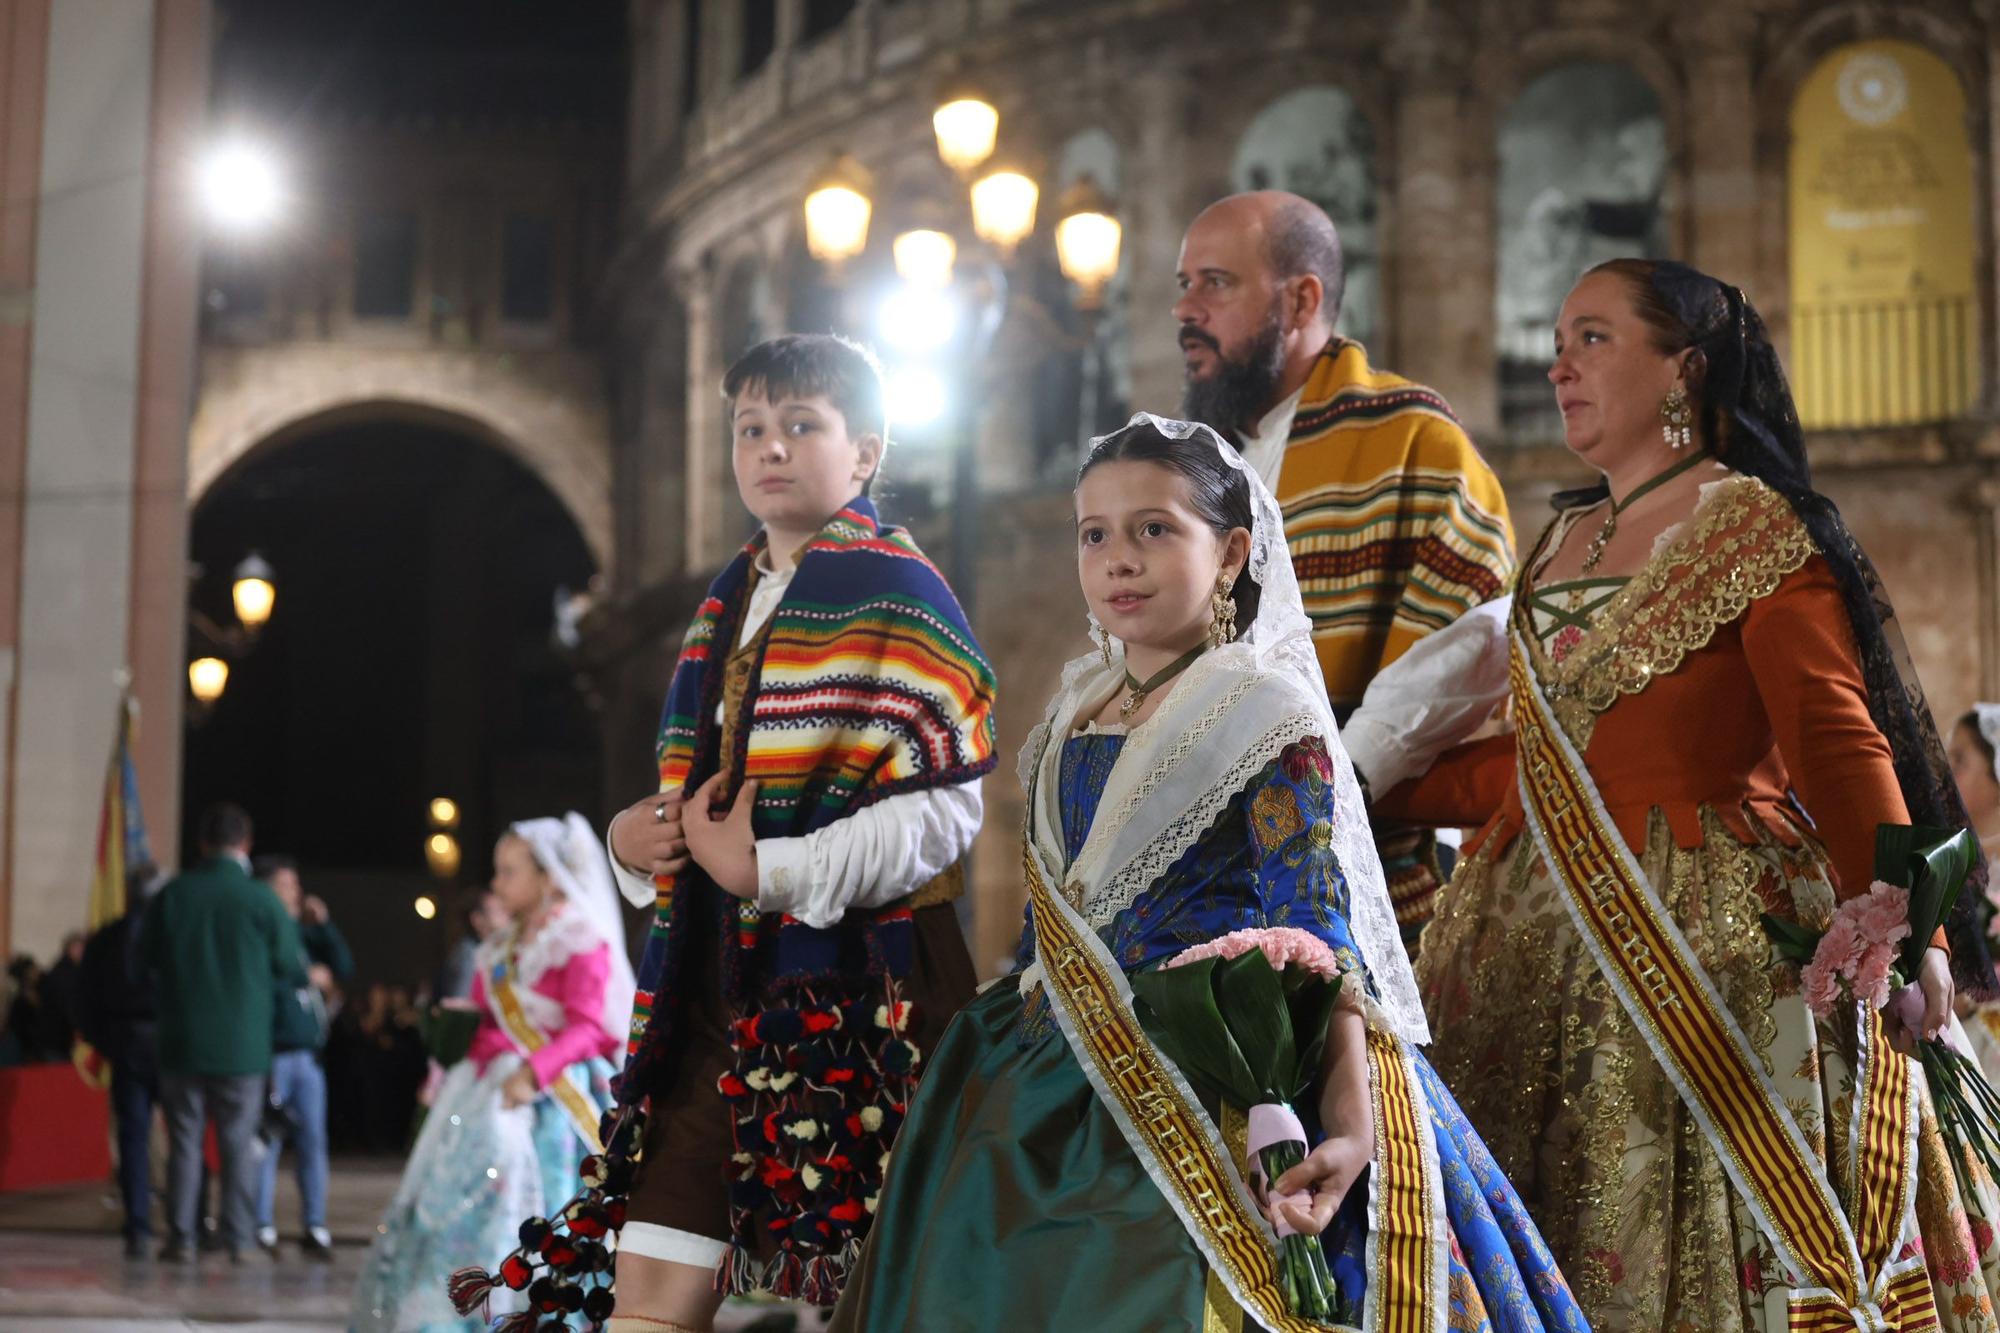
left=1025, top=845, right=1446, bottom=1333
left=490, top=966, right=605, bottom=1155
left=1508, top=625, right=1930, bottom=1330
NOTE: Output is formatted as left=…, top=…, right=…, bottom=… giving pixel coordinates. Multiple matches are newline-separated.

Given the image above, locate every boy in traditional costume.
left=459, top=334, right=996, bottom=1333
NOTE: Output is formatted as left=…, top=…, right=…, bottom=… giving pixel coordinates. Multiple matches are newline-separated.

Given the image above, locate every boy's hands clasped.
left=610, top=777, right=761, bottom=902
left=610, top=791, right=691, bottom=880
left=681, top=774, right=760, bottom=900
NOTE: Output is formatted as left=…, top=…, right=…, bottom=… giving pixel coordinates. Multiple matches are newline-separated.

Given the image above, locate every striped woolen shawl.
left=617, top=496, right=997, bottom=1100
left=1278, top=339, right=1515, bottom=713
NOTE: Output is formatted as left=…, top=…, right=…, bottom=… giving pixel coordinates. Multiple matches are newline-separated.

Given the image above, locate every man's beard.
left=1179, top=305, right=1287, bottom=439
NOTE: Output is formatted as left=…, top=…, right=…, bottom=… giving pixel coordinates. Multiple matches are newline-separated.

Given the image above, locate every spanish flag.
left=74, top=693, right=152, bottom=1088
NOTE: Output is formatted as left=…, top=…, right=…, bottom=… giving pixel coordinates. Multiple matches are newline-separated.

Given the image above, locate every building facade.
left=0, top=0, right=209, bottom=960
left=602, top=0, right=2000, bottom=975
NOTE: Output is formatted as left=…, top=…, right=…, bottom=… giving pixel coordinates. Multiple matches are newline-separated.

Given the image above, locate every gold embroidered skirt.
left=1418, top=808, right=2000, bottom=1332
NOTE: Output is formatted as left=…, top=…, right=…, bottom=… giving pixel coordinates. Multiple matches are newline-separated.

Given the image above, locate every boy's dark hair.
left=197, top=802, right=254, bottom=854
left=251, top=854, right=298, bottom=880
left=721, top=333, right=888, bottom=495
left=1077, top=420, right=1263, bottom=629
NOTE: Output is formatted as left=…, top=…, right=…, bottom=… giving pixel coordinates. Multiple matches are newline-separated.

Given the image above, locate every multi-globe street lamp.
left=800, top=93, right=1123, bottom=607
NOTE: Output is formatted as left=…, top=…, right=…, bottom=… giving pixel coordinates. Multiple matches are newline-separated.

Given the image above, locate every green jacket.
left=272, top=916, right=354, bottom=1053
left=140, top=856, right=290, bottom=1077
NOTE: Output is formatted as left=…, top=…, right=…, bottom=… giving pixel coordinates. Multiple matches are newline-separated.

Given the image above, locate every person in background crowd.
left=251, top=855, right=354, bottom=1262
left=77, top=862, right=168, bottom=1258
left=37, top=930, right=86, bottom=1058
left=141, top=802, right=289, bottom=1265
left=2, top=954, right=45, bottom=1064
left=434, top=888, right=508, bottom=1002
left=1174, top=191, right=1515, bottom=953
left=352, top=814, right=632, bottom=1331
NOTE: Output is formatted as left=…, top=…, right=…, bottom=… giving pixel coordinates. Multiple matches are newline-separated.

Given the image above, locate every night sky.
left=211, top=0, right=625, bottom=126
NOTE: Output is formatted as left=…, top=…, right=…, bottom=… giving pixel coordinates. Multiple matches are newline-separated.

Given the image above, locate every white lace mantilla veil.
left=505, top=813, right=639, bottom=1047
left=1020, top=411, right=1429, bottom=1047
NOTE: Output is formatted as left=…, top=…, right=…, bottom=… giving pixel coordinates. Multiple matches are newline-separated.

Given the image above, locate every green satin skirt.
left=829, top=973, right=1217, bottom=1332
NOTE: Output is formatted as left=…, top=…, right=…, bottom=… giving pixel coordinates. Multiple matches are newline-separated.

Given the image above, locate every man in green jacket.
left=251, top=855, right=352, bottom=1260
left=141, top=803, right=288, bottom=1264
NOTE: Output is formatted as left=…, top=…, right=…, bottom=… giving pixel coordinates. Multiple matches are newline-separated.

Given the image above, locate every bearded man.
left=1175, top=190, right=1514, bottom=950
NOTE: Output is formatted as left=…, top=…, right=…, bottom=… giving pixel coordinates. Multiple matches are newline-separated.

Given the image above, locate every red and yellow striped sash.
left=491, top=967, right=605, bottom=1155
left=1025, top=846, right=1443, bottom=1333
left=1509, top=631, right=1928, bottom=1329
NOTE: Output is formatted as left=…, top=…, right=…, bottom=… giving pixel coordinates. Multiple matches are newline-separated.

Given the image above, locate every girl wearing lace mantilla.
left=829, top=415, right=1586, bottom=1333
left=1365, top=259, right=2000, bottom=1331
left=353, top=815, right=632, bottom=1331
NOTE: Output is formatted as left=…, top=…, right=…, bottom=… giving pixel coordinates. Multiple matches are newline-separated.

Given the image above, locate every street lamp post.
left=230, top=553, right=277, bottom=633
left=186, top=553, right=278, bottom=711
left=799, top=94, right=1123, bottom=614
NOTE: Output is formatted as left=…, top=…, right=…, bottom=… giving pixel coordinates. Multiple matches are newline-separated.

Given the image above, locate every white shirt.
left=608, top=782, right=984, bottom=929
left=1338, top=596, right=1513, bottom=794
left=735, top=549, right=793, bottom=661
left=609, top=544, right=986, bottom=929
left=1235, top=386, right=1305, bottom=491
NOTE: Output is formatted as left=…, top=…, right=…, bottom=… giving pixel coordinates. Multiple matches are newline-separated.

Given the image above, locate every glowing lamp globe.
left=1055, top=177, right=1123, bottom=310
left=231, top=553, right=276, bottom=631
left=931, top=97, right=999, bottom=177
left=969, top=170, right=1038, bottom=256
left=188, top=657, right=229, bottom=705
left=803, top=154, right=874, bottom=267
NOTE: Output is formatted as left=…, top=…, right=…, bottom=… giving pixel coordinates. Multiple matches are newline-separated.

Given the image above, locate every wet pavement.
left=0, top=1156, right=390, bottom=1330
left=0, top=1157, right=823, bottom=1330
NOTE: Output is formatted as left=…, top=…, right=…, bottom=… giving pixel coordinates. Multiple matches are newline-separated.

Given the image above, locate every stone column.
left=774, top=0, right=804, bottom=103
left=627, top=0, right=662, bottom=182
left=1121, top=69, right=1193, bottom=422
left=1384, top=15, right=1490, bottom=428
left=701, top=0, right=732, bottom=117
left=1983, top=6, right=2000, bottom=411
left=127, top=0, right=209, bottom=878
left=638, top=288, right=690, bottom=589
left=678, top=257, right=723, bottom=570
left=5, top=0, right=209, bottom=957
left=0, top=0, right=50, bottom=958
left=1678, top=6, right=1760, bottom=285
left=1972, top=472, right=2000, bottom=700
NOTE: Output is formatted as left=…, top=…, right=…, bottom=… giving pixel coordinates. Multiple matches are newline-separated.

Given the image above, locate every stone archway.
left=188, top=343, right=615, bottom=573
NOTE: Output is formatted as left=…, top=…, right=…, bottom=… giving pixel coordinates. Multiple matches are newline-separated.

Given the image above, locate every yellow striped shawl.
left=1277, top=341, right=1514, bottom=712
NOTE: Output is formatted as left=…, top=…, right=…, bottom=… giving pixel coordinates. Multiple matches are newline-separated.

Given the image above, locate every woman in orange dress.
left=1370, top=259, right=2000, bottom=1331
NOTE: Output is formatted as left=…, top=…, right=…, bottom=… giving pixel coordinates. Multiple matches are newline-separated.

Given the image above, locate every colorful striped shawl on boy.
left=621, top=496, right=997, bottom=1092
left=453, top=501, right=995, bottom=1318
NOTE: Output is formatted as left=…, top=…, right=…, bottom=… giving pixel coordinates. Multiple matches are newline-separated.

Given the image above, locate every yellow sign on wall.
left=1788, top=40, right=1979, bottom=428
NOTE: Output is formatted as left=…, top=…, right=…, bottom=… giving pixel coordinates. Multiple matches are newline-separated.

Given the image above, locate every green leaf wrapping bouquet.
left=1129, top=926, right=1352, bottom=1326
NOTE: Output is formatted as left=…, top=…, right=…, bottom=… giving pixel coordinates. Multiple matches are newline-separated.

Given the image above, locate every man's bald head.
left=1187, top=191, right=1345, bottom=328
left=1173, top=191, right=1347, bottom=435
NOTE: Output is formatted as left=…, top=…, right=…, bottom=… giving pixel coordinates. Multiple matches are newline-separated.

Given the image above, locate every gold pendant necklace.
left=1580, top=451, right=1709, bottom=573
left=1119, top=643, right=1207, bottom=721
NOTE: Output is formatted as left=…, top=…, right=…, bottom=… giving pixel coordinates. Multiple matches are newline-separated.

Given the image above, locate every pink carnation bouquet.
left=1794, top=883, right=1912, bottom=1019
left=1765, top=824, right=2000, bottom=1204
left=1129, top=926, right=1351, bottom=1326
